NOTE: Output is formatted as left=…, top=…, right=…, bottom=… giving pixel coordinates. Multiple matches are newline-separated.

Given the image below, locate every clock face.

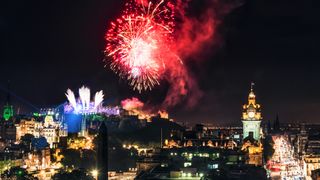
left=248, top=111, right=255, bottom=118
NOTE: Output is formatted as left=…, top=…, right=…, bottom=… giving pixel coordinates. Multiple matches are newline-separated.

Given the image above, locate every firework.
left=105, top=0, right=176, bottom=92
left=65, top=86, right=107, bottom=114
left=65, top=89, right=78, bottom=112
left=79, top=86, right=91, bottom=110
left=94, top=90, right=104, bottom=109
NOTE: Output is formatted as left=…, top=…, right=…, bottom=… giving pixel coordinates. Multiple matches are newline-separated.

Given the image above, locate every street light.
left=91, top=169, right=98, bottom=180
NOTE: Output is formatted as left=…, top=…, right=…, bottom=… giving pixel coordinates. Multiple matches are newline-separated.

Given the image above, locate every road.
left=268, top=135, right=305, bottom=180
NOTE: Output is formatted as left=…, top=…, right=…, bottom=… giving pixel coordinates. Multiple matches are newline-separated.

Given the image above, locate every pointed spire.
left=274, top=114, right=280, bottom=132
left=248, top=82, right=256, bottom=102
left=251, top=82, right=255, bottom=92
left=6, top=80, right=11, bottom=105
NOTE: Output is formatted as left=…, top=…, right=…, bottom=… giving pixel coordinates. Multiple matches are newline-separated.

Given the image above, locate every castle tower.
left=3, top=81, right=14, bottom=121
left=242, top=83, right=262, bottom=141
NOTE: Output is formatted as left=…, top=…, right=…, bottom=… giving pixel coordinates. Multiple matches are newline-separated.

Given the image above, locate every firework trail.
left=105, top=0, right=178, bottom=92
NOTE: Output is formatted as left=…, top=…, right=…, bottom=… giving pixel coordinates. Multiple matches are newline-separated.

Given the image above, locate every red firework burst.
left=105, top=0, right=176, bottom=92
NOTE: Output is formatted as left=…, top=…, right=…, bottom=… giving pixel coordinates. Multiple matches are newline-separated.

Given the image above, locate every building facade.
left=15, top=116, right=67, bottom=148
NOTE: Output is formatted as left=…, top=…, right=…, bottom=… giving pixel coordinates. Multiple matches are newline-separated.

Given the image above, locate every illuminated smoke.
left=121, top=97, right=144, bottom=111
left=161, top=0, right=238, bottom=108
left=158, top=110, right=169, bottom=119
left=121, top=97, right=170, bottom=120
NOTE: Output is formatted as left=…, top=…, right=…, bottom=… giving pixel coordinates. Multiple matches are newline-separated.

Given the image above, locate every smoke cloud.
left=121, top=97, right=144, bottom=111
left=161, top=0, right=234, bottom=108
left=121, top=97, right=170, bottom=120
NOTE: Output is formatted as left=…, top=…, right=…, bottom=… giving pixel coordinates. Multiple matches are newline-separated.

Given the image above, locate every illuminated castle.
left=241, top=83, right=262, bottom=141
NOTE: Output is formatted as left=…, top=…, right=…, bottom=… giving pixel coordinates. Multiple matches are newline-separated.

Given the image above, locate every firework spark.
left=79, top=86, right=91, bottom=110
left=65, top=87, right=106, bottom=114
left=94, top=90, right=104, bottom=109
left=105, top=0, right=176, bottom=92
left=65, top=89, right=78, bottom=112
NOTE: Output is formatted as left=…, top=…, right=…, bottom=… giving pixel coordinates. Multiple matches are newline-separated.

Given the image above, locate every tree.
left=53, top=169, right=94, bottom=180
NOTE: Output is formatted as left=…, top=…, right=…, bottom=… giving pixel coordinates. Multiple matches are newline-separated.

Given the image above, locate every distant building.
left=0, top=121, right=16, bottom=141
left=2, top=83, right=14, bottom=121
left=15, top=115, right=67, bottom=148
left=23, top=148, right=51, bottom=171
left=304, top=155, right=320, bottom=177
left=241, top=83, right=263, bottom=166
left=241, top=83, right=262, bottom=141
left=15, top=118, right=41, bottom=140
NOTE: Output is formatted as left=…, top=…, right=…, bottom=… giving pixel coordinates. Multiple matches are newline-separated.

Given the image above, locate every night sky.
left=0, top=0, right=319, bottom=125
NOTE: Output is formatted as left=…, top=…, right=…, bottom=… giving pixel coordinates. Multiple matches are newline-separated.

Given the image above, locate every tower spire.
left=251, top=82, right=255, bottom=92
left=6, top=80, right=11, bottom=105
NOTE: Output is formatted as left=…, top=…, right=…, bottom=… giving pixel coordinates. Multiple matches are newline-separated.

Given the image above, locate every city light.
left=268, top=135, right=304, bottom=179
left=91, top=169, right=98, bottom=180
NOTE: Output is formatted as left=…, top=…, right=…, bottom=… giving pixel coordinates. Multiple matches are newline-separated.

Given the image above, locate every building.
left=0, top=121, right=16, bottom=141
left=23, top=148, right=51, bottom=171
left=241, top=83, right=262, bottom=141
left=304, top=155, right=320, bottom=178
left=15, top=118, right=41, bottom=140
left=2, top=84, right=14, bottom=121
left=241, top=83, right=263, bottom=166
left=15, top=116, right=67, bottom=148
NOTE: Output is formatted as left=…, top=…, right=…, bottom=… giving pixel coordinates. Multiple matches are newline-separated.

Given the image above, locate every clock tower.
left=241, top=83, right=262, bottom=141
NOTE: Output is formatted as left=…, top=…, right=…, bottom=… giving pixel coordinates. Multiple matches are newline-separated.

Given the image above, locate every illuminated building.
left=302, top=134, right=320, bottom=178
left=3, top=105, right=13, bottom=121
left=42, top=116, right=64, bottom=148
left=16, top=118, right=42, bottom=140
left=15, top=116, right=67, bottom=148
left=2, top=87, right=14, bottom=121
left=241, top=83, right=262, bottom=141
left=67, top=136, right=94, bottom=150
left=241, top=83, right=263, bottom=166
left=241, top=140, right=263, bottom=166
left=303, top=155, right=320, bottom=178
left=23, top=148, right=51, bottom=171
left=297, top=123, right=309, bottom=156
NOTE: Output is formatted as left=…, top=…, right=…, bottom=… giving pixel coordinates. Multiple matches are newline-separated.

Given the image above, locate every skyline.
left=1, top=0, right=320, bottom=124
